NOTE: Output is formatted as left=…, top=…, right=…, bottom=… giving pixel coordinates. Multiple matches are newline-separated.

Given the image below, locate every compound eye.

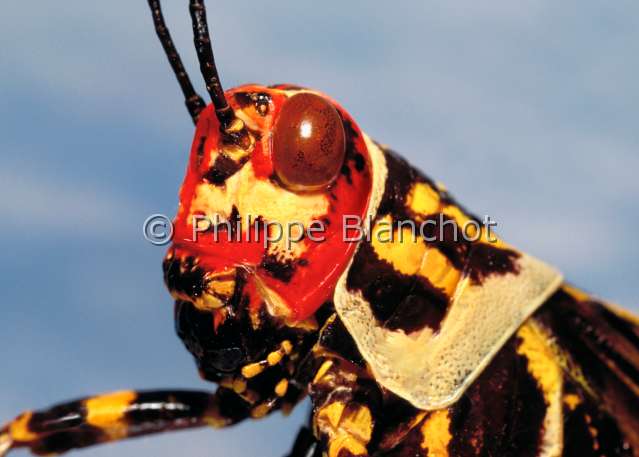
left=272, top=93, right=346, bottom=191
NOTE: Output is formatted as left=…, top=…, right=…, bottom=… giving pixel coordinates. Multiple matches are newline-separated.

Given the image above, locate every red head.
left=166, top=85, right=373, bottom=325
left=150, top=0, right=379, bottom=385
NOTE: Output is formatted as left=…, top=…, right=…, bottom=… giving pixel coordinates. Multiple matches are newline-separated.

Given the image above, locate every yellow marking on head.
left=171, top=274, right=229, bottom=311
left=341, top=406, right=373, bottom=444
left=563, top=393, right=581, bottom=412
left=194, top=293, right=225, bottom=311
left=328, top=435, right=368, bottom=457
left=207, top=279, right=236, bottom=299
left=418, top=246, right=461, bottom=297
left=235, top=100, right=266, bottom=130
left=420, top=410, right=452, bottom=456
left=371, top=216, right=426, bottom=276
left=232, top=378, right=247, bottom=394
left=407, top=182, right=440, bottom=217
left=225, top=118, right=247, bottom=135
left=85, top=391, right=136, bottom=439
left=8, top=412, right=38, bottom=442
left=221, top=141, right=253, bottom=161
left=190, top=182, right=236, bottom=222
left=275, top=379, right=289, bottom=397
left=237, top=164, right=329, bottom=256
left=188, top=159, right=329, bottom=259
left=241, top=362, right=266, bottom=379
left=267, top=350, right=283, bottom=366
left=313, top=360, right=334, bottom=384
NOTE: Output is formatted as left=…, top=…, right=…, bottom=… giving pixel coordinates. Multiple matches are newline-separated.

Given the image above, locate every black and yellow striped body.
left=304, top=145, right=639, bottom=457
left=310, top=291, right=638, bottom=457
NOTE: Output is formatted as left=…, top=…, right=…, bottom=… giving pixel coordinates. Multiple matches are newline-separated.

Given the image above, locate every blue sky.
left=1, top=1, right=638, bottom=456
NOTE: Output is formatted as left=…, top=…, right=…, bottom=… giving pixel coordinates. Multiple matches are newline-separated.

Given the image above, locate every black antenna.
left=188, top=0, right=238, bottom=130
left=147, top=0, right=206, bottom=124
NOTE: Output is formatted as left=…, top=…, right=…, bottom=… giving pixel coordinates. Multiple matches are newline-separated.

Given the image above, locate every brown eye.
left=272, top=93, right=346, bottom=191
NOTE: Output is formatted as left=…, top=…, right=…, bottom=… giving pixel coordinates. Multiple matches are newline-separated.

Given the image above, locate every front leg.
left=309, top=357, right=379, bottom=457
left=0, top=388, right=250, bottom=456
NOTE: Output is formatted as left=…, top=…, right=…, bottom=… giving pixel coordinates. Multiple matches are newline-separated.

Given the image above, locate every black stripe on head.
left=203, top=155, right=249, bottom=185
left=233, top=92, right=271, bottom=117
left=163, top=254, right=206, bottom=299
left=260, top=254, right=299, bottom=283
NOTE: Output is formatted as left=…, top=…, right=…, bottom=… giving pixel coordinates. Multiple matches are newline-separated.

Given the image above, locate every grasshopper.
left=2, top=1, right=638, bottom=456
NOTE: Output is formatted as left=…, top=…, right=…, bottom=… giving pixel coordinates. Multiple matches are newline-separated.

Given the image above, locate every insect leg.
left=147, top=0, right=206, bottom=124
left=0, top=388, right=250, bottom=456
left=310, top=358, right=378, bottom=457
